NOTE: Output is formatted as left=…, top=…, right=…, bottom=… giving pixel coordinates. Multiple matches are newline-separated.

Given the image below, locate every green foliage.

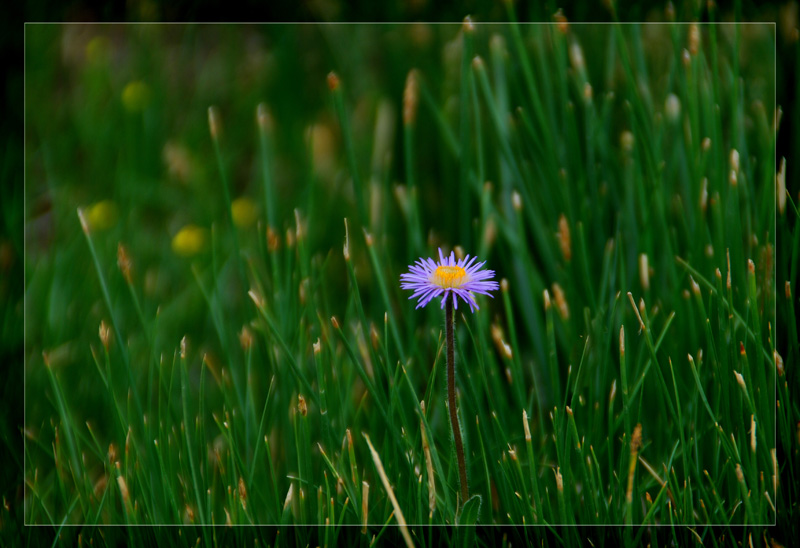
left=19, top=15, right=791, bottom=546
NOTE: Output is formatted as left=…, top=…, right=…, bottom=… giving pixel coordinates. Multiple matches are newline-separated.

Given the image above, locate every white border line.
left=21, top=20, right=779, bottom=529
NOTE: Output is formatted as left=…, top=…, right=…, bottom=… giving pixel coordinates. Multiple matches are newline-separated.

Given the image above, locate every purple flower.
left=400, top=248, right=499, bottom=312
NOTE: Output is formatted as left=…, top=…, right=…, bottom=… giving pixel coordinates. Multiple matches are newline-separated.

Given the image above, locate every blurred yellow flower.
left=85, top=36, right=110, bottom=65
left=122, top=81, right=151, bottom=112
left=171, top=225, right=207, bottom=257
left=231, top=197, right=257, bottom=228
left=86, top=200, right=118, bottom=231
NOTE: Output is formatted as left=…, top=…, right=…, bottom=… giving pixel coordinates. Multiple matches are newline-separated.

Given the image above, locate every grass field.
left=11, top=10, right=799, bottom=547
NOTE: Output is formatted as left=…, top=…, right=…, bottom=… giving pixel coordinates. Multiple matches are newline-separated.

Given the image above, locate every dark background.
left=3, top=0, right=796, bottom=544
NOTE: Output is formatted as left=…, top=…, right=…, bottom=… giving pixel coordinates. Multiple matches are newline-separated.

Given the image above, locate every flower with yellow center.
left=400, top=248, right=498, bottom=311
left=400, top=246, right=499, bottom=508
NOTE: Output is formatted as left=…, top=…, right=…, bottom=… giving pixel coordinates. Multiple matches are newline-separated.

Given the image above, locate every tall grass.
left=20, top=16, right=790, bottom=546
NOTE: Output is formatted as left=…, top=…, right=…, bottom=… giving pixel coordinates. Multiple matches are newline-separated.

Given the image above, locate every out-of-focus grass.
left=18, top=14, right=790, bottom=546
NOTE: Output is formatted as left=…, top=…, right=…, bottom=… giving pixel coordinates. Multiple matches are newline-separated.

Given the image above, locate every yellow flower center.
left=430, top=265, right=468, bottom=289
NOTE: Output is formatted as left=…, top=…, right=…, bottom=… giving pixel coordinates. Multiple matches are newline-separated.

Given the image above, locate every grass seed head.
left=266, top=226, right=280, bottom=252
left=238, top=327, right=253, bottom=351
left=327, top=71, right=340, bottom=91
left=569, top=40, right=585, bottom=72
left=688, top=24, right=700, bottom=55
left=403, top=69, right=419, bottom=126
left=639, top=254, right=650, bottom=291
left=99, top=320, right=111, bottom=350
left=726, top=249, right=732, bottom=290
left=117, top=243, right=133, bottom=284
left=734, top=370, right=747, bottom=392
left=116, top=476, right=130, bottom=505
left=682, top=48, right=691, bottom=67
left=777, top=157, right=786, bottom=214
left=557, top=214, right=571, bottom=262
left=512, top=190, right=522, bottom=211
left=76, top=204, right=103, bottom=239
left=256, top=102, right=273, bottom=132
left=297, top=395, right=307, bottom=417
left=730, top=149, right=740, bottom=174
left=583, top=82, right=593, bottom=103
left=207, top=106, right=221, bottom=139
left=665, top=93, right=681, bottom=122
left=523, top=409, right=531, bottom=442
left=238, top=477, right=248, bottom=510
left=361, top=481, right=369, bottom=534
left=184, top=504, right=195, bottom=524
left=294, top=209, right=305, bottom=241
left=552, top=283, right=569, bottom=319
left=343, top=218, right=350, bottom=261
left=554, top=9, right=569, bottom=33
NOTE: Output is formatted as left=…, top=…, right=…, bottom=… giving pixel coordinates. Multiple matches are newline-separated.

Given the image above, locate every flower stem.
left=446, top=296, right=469, bottom=506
